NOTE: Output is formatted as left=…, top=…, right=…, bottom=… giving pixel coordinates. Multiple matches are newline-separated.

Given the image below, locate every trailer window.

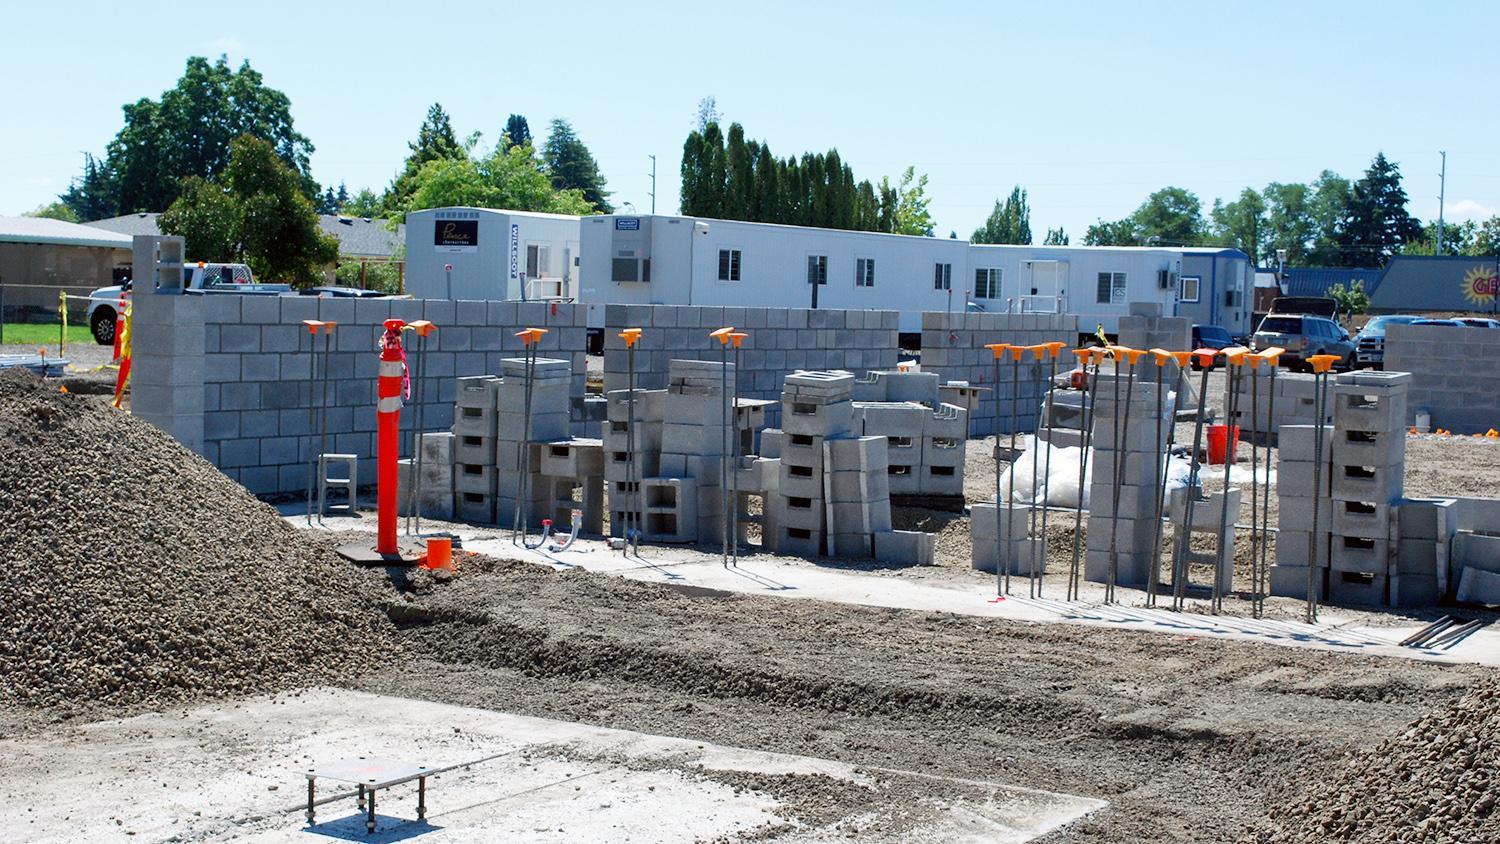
left=855, top=257, right=875, bottom=287
left=933, top=263, right=952, bottom=290
left=974, top=268, right=1000, bottom=299
left=1096, top=272, right=1126, bottom=304
left=1180, top=275, right=1200, bottom=302
left=717, top=249, right=741, bottom=282
left=807, top=255, right=828, bottom=285
left=611, top=258, right=639, bottom=282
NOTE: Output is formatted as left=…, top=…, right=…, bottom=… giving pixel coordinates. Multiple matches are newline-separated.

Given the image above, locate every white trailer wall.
left=404, top=208, right=580, bottom=302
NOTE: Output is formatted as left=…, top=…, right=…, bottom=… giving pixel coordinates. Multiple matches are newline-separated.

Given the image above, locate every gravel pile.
left=0, top=370, right=393, bottom=711
left=1260, top=675, right=1500, bottom=843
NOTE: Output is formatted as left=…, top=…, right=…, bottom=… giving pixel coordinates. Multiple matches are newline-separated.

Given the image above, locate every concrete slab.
left=0, top=689, right=1104, bottom=843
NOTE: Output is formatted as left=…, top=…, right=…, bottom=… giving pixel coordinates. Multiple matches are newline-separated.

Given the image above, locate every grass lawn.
left=1, top=323, right=95, bottom=348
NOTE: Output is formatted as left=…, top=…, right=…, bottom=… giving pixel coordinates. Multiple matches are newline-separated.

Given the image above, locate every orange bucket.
left=425, top=537, right=453, bottom=571
left=1206, top=424, right=1240, bottom=465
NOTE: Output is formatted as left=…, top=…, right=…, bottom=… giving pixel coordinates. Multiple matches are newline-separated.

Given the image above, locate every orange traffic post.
left=376, top=318, right=408, bottom=556
left=619, top=328, right=644, bottom=553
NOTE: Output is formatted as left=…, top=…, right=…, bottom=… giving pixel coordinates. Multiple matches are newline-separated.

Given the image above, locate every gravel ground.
left=0, top=370, right=394, bottom=715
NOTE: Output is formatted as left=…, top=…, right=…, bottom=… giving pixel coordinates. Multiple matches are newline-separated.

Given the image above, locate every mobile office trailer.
left=580, top=213, right=1185, bottom=337
left=1177, top=247, right=1254, bottom=337
left=403, top=207, right=582, bottom=301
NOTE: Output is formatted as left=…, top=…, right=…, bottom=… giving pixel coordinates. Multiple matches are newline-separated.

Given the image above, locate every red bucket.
left=1206, top=424, right=1240, bottom=465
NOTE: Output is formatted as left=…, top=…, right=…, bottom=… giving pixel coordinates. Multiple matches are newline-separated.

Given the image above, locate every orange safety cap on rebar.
left=1148, top=347, right=1173, bottom=365
left=1220, top=345, right=1251, bottom=366
left=618, top=327, right=643, bottom=348
left=406, top=319, right=436, bottom=338
left=709, top=326, right=736, bottom=345
left=1257, top=346, right=1286, bottom=368
left=1306, top=353, right=1341, bottom=373
left=515, top=326, right=548, bottom=346
left=1118, top=348, right=1147, bottom=365
left=301, top=319, right=326, bottom=334
left=1042, top=341, right=1067, bottom=358
left=1070, top=347, right=1092, bottom=364
left=986, top=343, right=1012, bottom=359
left=1008, top=344, right=1028, bottom=361
left=1190, top=347, right=1220, bottom=368
left=729, top=331, right=749, bottom=348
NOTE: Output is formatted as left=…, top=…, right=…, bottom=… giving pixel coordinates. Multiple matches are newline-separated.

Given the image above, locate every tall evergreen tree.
left=58, top=153, right=117, bottom=221
left=972, top=186, right=1032, bottom=244
left=1043, top=226, right=1069, bottom=245
left=386, top=103, right=465, bottom=211
left=854, top=180, right=880, bottom=231
left=679, top=131, right=705, bottom=216
left=724, top=123, right=753, bottom=219
left=502, top=114, right=532, bottom=149
left=541, top=118, right=611, bottom=212
left=699, top=122, right=727, bottom=218
left=1338, top=152, right=1423, bottom=267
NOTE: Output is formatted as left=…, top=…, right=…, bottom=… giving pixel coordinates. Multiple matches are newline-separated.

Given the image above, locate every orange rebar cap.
left=1149, top=347, right=1173, bottom=364
left=618, top=327, right=643, bottom=348
left=301, top=319, right=327, bottom=335
left=1117, top=347, right=1147, bottom=365
left=986, top=343, right=1011, bottom=359
left=1071, top=347, right=1092, bottom=364
left=1221, top=345, right=1251, bottom=366
left=406, top=319, right=436, bottom=337
left=710, top=326, right=736, bottom=345
left=1307, top=353, right=1341, bottom=374
left=1169, top=351, right=1193, bottom=367
left=1008, top=344, right=1028, bottom=361
left=516, top=326, right=548, bottom=346
left=1042, top=341, right=1067, bottom=358
left=1256, top=346, right=1285, bottom=368
left=1190, top=347, right=1220, bottom=368
left=729, top=331, right=749, bottom=348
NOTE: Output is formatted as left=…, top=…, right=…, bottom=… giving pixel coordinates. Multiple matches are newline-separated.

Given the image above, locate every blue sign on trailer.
left=614, top=218, right=641, bottom=231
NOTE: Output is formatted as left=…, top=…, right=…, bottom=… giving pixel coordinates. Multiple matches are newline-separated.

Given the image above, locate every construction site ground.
left=6, top=370, right=1500, bottom=842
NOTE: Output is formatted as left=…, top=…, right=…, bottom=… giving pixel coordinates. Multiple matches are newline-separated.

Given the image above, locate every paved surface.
left=0, top=689, right=1104, bottom=843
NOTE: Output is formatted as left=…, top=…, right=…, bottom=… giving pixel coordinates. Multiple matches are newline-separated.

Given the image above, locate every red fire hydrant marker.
left=376, top=318, right=407, bottom=555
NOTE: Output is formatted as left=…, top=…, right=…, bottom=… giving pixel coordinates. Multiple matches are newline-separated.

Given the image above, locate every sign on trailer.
left=434, top=220, right=478, bottom=253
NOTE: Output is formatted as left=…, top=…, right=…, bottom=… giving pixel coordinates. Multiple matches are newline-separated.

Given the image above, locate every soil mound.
left=1260, top=675, right=1500, bottom=843
left=0, top=370, right=392, bottom=711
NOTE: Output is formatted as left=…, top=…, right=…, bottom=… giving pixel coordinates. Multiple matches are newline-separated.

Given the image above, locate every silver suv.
left=1252, top=314, right=1355, bottom=371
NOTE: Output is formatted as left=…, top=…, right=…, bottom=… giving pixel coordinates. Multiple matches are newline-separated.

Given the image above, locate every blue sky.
left=6, top=1, right=1498, bottom=244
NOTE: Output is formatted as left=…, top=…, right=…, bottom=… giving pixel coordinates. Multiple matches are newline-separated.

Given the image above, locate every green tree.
left=78, top=56, right=316, bottom=217
left=752, top=142, right=779, bottom=223
left=1473, top=216, right=1500, bottom=257
left=699, top=122, right=727, bottom=218
left=1209, top=187, right=1266, bottom=264
left=723, top=123, right=753, bottom=219
left=1083, top=217, right=1139, bottom=245
left=1133, top=187, right=1206, bottom=245
left=883, top=167, right=933, bottom=236
left=25, top=202, right=80, bottom=223
left=1327, top=280, right=1370, bottom=325
left=1338, top=153, right=1423, bottom=267
left=58, top=153, right=117, bottom=221
left=542, top=118, right=611, bottom=212
left=401, top=144, right=595, bottom=219
left=1262, top=181, right=1315, bottom=266
left=1043, top=226, right=1069, bottom=245
left=1306, top=170, right=1353, bottom=265
left=160, top=135, right=338, bottom=285
left=502, top=114, right=531, bottom=149
left=695, top=96, right=721, bottom=131
left=341, top=188, right=383, bottom=218
left=1402, top=219, right=1477, bottom=256
left=972, top=186, right=1032, bottom=244
left=386, top=103, right=465, bottom=212
left=854, top=180, right=880, bottom=231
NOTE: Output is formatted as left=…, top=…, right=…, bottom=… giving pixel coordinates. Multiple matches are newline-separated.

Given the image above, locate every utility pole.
left=648, top=155, right=657, bottom=214
left=1436, top=151, right=1447, bottom=256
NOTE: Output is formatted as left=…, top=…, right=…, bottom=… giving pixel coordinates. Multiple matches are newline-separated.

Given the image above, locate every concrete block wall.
left=601, top=305, right=901, bottom=429
left=1231, top=370, right=1334, bottom=442
left=131, top=293, right=588, bottom=495
left=917, top=311, right=1079, bottom=436
left=1385, top=322, right=1500, bottom=434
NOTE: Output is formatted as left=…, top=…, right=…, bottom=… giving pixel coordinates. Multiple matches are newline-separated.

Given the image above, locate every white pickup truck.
left=86, top=262, right=290, bottom=344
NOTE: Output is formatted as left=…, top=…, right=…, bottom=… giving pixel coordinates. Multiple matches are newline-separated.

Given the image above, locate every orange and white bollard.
left=376, top=318, right=408, bottom=556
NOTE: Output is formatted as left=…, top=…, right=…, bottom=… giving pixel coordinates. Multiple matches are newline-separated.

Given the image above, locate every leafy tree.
left=58, top=153, right=117, bottom=221
left=854, top=180, right=880, bottom=231
left=1262, top=181, right=1315, bottom=266
left=699, top=122, right=727, bottom=218
left=74, top=56, right=317, bottom=217
left=1133, top=187, right=1206, bottom=245
left=1209, top=187, right=1266, bottom=264
left=1306, top=170, right=1353, bottom=265
left=401, top=143, right=596, bottom=219
left=25, top=202, right=80, bottom=223
left=1327, top=280, right=1370, bottom=324
left=1083, top=217, right=1139, bottom=245
left=160, top=135, right=338, bottom=285
left=1337, top=153, right=1423, bottom=267
left=542, top=118, right=611, bottom=212
left=884, top=167, right=933, bottom=236
left=1402, top=219, right=1476, bottom=256
left=695, top=96, right=721, bottom=131
left=972, top=186, right=1032, bottom=244
left=385, top=103, right=465, bottom=212
left=1043, top=226, right=1069, bottom=245
left=502, top=114, right=531, bottom=149
left=723, top=123, right=753, bottom=219
left=1473, top=216, right=1500, bottom=257
left=342, top=188, right=383, bottom=218
left=752, top=142, right=779, bottom=222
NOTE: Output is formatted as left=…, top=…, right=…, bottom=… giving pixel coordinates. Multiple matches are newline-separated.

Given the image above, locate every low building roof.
left=1368, top=255, right=1500, bottom=313
left=88, top=212, right=405, bottom=258
left=0, top=215, right=133, bottom=249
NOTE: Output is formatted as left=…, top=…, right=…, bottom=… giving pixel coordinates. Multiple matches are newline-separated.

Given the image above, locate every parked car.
left=1190, top=324, right=1234, bottom=368
left=1251, top=314, right=1355, bottom=371
left=1456, top=317, right=1500, bottom=329
left=1412, top=319, right=1464, bottom=327
left=86, top=262, right=290, bottom=345
left=1354, top=314, right=1423, bottom=369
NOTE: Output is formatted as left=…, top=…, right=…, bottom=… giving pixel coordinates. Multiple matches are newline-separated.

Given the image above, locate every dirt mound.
left=0, top=370, right=393, bottom=712
left=1259, top=675, right=1500, bottom=843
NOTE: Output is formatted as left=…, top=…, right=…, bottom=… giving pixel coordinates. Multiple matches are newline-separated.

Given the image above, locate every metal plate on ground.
left=335, top=539, right=425, bottom=566
left=307, top=756, right=430, bottom=788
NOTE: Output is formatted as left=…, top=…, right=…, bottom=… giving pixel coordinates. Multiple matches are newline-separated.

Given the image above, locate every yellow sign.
left=1461, top=265, right=1500, bottom=308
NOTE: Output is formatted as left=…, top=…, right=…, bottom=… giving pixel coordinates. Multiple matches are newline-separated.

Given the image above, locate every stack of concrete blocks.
left=916, top=311, right=1079, bottom=436
left=968, top=502, right=1042, bottom=575
left=772, top=370, right=860, bottom=557
left=1324, top=371, right=1410, bottom=606
left=1231, top=371, right=1335, bottom=445
left=494, top=357, right=588, bottom=531
left=847, top=368, right=969, bottom=499
left=603, top=387, right=666, bottom=540
left=1453, top=498, right=1500, bottom=605
left=1386, top=322, right=1500, bottom=434
left=1084, top=374, right=1172, bottom=587
left=1115, top=307, right=1193, bottom=405
left=1397, top=498, right=1458, bottom=607
left=600, top=305, right=901, bottom=430
left=824, top=436, right=894, bottom=558
left=397, top=432, right=454, bottom=520
left=651, top=359, right=737, bottom=544
left=452, top=375, right=503, bottom=524
left=1270, top=424, right=1333, bottom=599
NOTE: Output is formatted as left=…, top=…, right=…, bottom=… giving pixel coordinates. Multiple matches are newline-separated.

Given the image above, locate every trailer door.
left=1024, top=260, right=1068, bottom=310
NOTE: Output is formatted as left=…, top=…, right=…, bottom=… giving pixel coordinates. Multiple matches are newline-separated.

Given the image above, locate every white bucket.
left=1415, top=410, right=1431, bottom=433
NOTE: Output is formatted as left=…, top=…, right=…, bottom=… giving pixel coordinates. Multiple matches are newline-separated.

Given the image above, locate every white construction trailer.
left=579, top=213, right=1202, bottom=337
left=403, top=207, right=582, bottom=301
